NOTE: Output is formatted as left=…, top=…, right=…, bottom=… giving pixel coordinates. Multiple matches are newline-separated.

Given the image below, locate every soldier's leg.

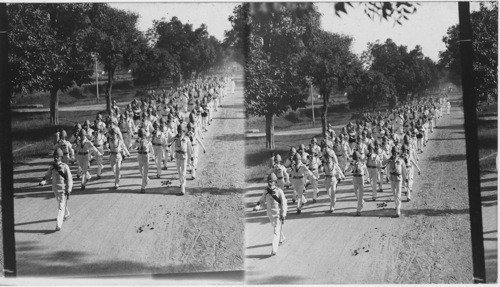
left=395, top=180, right=402, bottom=216
left=81, top=156, right=90, bottom=187
left=180, top=158, right=187, bottom=194
left=296, top=182, right=305, bottom=211
left=407, top=167, right=414, bottom=200
left=97, top=151, right=103, bottom=177
left=116, top=155, right=123, bottom=187
left=141, top=157, right=148, bottom=190
left=54, top=191, right=65, bottom=229
left=325, top=177, right=333, bottom=211
left=154, top=147, right=162, bottom=177
left=270, top=215, right=280, bottom=254
left=357, top=180, right=364, bottom=212
left=369, top=169, right=378, bottom=199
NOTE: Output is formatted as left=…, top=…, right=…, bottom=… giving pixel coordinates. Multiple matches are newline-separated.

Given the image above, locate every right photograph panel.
left=237, top=2, right=497, bottom=284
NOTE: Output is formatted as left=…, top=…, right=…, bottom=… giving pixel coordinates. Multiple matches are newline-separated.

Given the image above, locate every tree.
left=8, top=4, right=95, bottom=125
left=302, top=30, right=356, bottom=136
left=439, top=2, right=498, bottom=103
left=334, top=2, right=419, bottom=25
left=347, top=69, right=397, bottom=109
left=229, top=3, right=320, bottom=149
left=131, top=37, right=180, bottom=87
left=86, top=4, right=141, bottom=112
left=223, top=4, right=250, bottom=66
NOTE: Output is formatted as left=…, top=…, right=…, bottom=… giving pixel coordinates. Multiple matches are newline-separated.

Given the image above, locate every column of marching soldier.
left=39, top=75, right=236, bottom=231
left=254, top=95, right=451, bottom=255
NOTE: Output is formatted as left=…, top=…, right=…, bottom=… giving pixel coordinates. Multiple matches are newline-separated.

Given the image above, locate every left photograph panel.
left=7, top=2, right=245, bottom=280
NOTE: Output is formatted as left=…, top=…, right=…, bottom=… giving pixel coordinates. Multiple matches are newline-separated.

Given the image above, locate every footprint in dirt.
left=161, top=180, right=172, bottom=186
left=377, top=202, right=388, bottom=208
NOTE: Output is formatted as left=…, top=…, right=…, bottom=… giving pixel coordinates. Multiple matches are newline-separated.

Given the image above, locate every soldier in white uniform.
left=323, top=151, right=345, bottom=212
left=267, top=154, right=290, bottom=191
left=151, top=122, right=167, bottom=178
left=253, top=173, right=287, bottom=256
left=350, top=151, right=369, bottom=216
left=290, top=153, right=317, bottom=214
left=132, top=128, right=155, bottom=193
left=75, top=130, right=102, bottom=190
left=401, top=144, right=421, bottom=201
left=54, top=130, right=74, bottom=165
left=365, top=144, right=382, bottom=201
left=186, top=122, right=206, bottom=179
left=93, top=127, right=107, bottom=180
left=308, top=152, right=321, bottom=203
left=39, top=148, right=73, bottom=231
left=168, top=125, right=193, bottom=195
left=108, top=128, right=130, bottom=189
left=383, top=146, right=408, bottom=217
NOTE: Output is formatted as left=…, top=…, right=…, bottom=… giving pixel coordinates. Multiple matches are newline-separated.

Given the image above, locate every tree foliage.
left=360, top=39, right=438, bottom=106
left=439, top=2, right=498, bottom=102
left=148, top=17, right=223, bottom=82
left=334, top=2, right=419, bottom=25
left=232, top=3, right=321, bottom=148
left=86, top=4, right=141, bottom=112
left=8, top=3, right=95, bottom=124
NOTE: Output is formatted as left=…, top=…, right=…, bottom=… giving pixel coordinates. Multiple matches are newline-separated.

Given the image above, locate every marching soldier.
left=290, top=153, right=317, bottom=214
left=350, top=151, right=368, bottom=216
left=401, top=144, right=421, bottom=201
left=267, top=154, right=290, bottom=191
left=323, top=151, right=345, bottom=212
left=308, top=152, right=321, bottom=203
left=366, top=144, right=381, bottom=201
left=54, top=130, right=74, bottom=165
left=108, top=128, right=130, bottom=189
left=93, top=127, right=107, bottom=180
left=75, top=130, right=102, bottom=190
left=132, top=128, right=155, bottom=193
left=383, top=146, right=408, bottom=217
left=168, top=125, right=193, bottom=195
left=186, top=122, right=206, bottom=179
left=151, top=122, right=167, bottom=179
left=39, top=148, right=73, bottom=231
left=253, top=173, right=287, bottom=256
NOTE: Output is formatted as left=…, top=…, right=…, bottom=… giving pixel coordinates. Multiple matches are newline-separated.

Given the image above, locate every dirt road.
left=245, top=96, right=473, bottom=284
left=13, top=79, right=245, bottom=280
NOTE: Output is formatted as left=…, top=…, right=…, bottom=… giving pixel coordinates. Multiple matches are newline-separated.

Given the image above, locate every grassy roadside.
left=477, top=102, right=498, bottom=173
left=245, top=104, right=353, bottom=183
left=11, top=110, right=105, bottom=165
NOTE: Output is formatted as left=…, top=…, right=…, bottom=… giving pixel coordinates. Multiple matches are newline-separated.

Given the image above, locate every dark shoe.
left=140, top=189, right=146, bottom=194
left=378, top=189, right=383, bottom=193
left=292, top=199, right=296, bottom=204
left=55, top=226, right=61, bottom=231
left=81, top=185, right=85, bottom=190
left=356, top=211, right=361, bottom=216
left=271, top=251, right=276, bottom=256
left=97, top=175, right=101, bottom=180
left=297, top=209, right=301, bottom=215
left=156, top=174, right=160, bottom=179
left=312, top=199, right=317, bottom=204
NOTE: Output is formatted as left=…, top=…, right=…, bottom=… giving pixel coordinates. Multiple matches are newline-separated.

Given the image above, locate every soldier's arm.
left=279, top=189, right=287, bottom=218
left=40, top=166, right=53, bottom=185
left=121, top=141, right=131, bottom=157
left=254, top=190, right=267, bottom=210
left=65, top=164, right=73, bottom=193
left=67, top=142, right=75, bottom=159
left=196, top=137, right=206, bottom=153
left=282, top=166, right=290, bottom=183
left=411, top=158, right=422, bottom=174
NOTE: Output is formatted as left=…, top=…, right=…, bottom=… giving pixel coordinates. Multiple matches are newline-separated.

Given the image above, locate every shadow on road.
left=428, top=154, right=467, bottom=162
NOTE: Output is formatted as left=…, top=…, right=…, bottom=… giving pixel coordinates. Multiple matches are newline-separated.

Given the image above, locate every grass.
left=245, top=103, right=354, bottom=182
left=11, top=110, right=105, bottom=165
left=11, top=79, right=174, bottom=108
left=477, top=102, right=498, bottom=173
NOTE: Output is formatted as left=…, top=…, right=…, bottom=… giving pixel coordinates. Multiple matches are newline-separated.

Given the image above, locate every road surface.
left=13, top=78, right=245, bottom=280
left=245, top=96, right=474, bottom=284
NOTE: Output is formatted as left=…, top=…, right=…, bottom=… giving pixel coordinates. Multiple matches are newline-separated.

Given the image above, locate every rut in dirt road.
left=13, top=78, right=245, bottom=277
left=245, top=95, right=472, bottom=284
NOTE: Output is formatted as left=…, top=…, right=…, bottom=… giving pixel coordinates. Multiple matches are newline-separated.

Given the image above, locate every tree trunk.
left=321, top=94, right=328, bottom=138
left=106, top=68, right=114, bottom=113
left=265, top=113, right=275, bottom=149
left=49, top=89, right=59, bottom=125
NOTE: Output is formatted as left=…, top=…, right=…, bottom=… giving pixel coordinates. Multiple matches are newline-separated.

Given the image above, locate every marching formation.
left=39, top=75, right=236, bottom=231
left=254, top=95, right=451, bottom=255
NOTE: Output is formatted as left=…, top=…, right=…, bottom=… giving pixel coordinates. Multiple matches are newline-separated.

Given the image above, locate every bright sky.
left=110, top=1, right=480, bottom=62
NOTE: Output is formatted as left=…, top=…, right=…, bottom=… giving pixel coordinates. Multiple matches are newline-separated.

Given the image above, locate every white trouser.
left=54, top=191, right=69, bottom=229
left=353, top=176, right=364, bottom=212
left=309, top=170, right=319, bottom=199
left=368, top=167, right=379, bottom=199
left=269, top=214, right=285, bottom=253
left=291, top=178, right=307, bottom=210
left=77, top=154, right=91, bottom=186
left=191, top=144, right=200, bottom=177
left=325, top=176, right=338, bottom=210
left=109, top=153, right=123, bottom=186
left=123, top=132, right=132, bottom=149
left=391, top=179, right=403, bottom=215
left=138, top=154, right=149, bottom=189
left=176, top=154, right=188, bottom=194
left=153, top=145, right=163, bottom=176
left=96, top=146, right=104, bottom=176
